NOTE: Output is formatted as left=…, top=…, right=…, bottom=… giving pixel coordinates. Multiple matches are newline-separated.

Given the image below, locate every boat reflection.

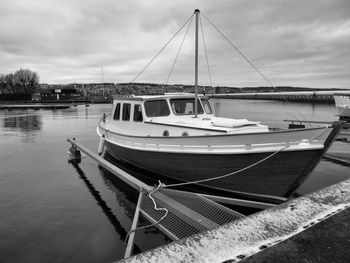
left=68, top=160, right=171, bottom=255
left=69, top=161, right=129, bottom=241
left=96, top=161, right=173, bottom=239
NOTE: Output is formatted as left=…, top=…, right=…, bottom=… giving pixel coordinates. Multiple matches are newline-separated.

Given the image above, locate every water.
left=0, top=100, right=349, bottom=262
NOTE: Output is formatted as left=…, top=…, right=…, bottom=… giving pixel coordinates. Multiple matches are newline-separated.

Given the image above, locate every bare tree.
left=0, top=73, right=17, bottom=94
left=0, top=74, right=4, bottom=94
left=14, top=68, right=39, bottom=94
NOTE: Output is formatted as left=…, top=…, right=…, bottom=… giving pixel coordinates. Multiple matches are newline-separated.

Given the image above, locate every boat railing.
left=104, top=134, right=324, bottom=152
left=99, top=113, right=111, bottom=124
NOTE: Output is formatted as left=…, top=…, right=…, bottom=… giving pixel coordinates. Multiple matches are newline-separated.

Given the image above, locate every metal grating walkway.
left=140, top=188, right=244, bottom=240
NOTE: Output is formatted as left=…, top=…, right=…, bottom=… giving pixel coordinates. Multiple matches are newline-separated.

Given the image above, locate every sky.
left=0, top=0, right=350, bottom=89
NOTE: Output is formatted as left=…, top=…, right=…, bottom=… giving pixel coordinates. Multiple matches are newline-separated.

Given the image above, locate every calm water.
left=0, top=100, right=349, bottom=262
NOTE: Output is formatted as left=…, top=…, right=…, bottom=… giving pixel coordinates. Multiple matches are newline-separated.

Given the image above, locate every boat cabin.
left=106, top=94, right=268, bottom=137
left=112, top=94, right=213, bottom=119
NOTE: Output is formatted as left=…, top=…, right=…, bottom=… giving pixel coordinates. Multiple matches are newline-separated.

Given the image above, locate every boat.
left=334, top=95, right=350, bottom=120
left=96, top=10, right=344, bottom=204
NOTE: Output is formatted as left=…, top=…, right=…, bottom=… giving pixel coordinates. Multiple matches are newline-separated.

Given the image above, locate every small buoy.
left=98, top=135, right=105, bottom=155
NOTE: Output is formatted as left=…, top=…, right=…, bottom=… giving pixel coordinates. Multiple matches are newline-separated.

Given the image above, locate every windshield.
left=170, top=98, right=204, bottom=115
left=144, top=100, right=170, bottom=117
left=201, top=99, right=213, bottom=114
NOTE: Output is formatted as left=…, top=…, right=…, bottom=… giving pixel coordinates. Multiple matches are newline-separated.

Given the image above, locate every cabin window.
left=201, top=99, right=213, bottom=114
left=144, top=100, right=170, bottom=117
left=122, top=103, right=131, bottom=121
left=163, top=130, right=169, bottom=136
left=113, top=103, right=120, bottom=120
left=133, top=104, right=143, bottom=122
left=170, top=98, right=204, bottom=115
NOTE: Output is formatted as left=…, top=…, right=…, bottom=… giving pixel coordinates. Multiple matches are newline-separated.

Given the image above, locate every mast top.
left=194, top=9, right=200, bottom=13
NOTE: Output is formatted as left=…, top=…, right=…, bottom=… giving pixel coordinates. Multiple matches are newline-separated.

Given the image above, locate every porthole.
left=182, top=132, right=189, bottom=136
left=163, top=130, right=169, bottom=136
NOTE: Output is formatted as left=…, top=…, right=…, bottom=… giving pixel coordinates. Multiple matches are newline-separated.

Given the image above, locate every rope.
left=124, top=182, right=168, bottom=244
left=166, top=15, right=194, bottom=84
left=199, top=14, right=213, bottom=89
left=126, top=125, right=330, bottom=233
left=131, top=14, right=194, bottom=84
left=164, top=145, right=289, bottom=188
left=162, top=125, right=330, bottom=189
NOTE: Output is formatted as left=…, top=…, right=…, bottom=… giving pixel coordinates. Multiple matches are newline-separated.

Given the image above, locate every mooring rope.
left=161, top=125, right=330, bottom=189
left=163, top=144, right=290, bottom=188
left=125, top=182, right=168, bottom=244
left=129, top=125, right=330, bottom=234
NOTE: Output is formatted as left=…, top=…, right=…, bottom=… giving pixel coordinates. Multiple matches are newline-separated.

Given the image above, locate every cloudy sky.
left=1, top=0, right=349, bottom=89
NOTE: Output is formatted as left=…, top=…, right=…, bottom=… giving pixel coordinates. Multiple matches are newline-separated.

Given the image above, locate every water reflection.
left=68, top=161, right=143, bottom=255
left=69, top=161, right=128, bottom=240
left=96, top=162, right=173, bottom=249
left=3, top=114, right=42, bottom=132
left=97, top=166, right=139, bottom=221
left=0, top=113, right=42, bottom=142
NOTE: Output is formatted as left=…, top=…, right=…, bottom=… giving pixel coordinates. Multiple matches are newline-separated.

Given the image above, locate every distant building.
left=32, top=88, right=80, bottom=102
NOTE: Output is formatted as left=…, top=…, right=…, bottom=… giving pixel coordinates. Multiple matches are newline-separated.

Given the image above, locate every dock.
left=0, top=104, right=71, bottom=110
left=67, top=138, right=350, bottom=262
left=67, top=139, right=245, bottom=259
left=210, top=90, right=350, bottom=103
left=240, top=207, right=350, bottom=263
left=120, top=178, right=350, bottom=263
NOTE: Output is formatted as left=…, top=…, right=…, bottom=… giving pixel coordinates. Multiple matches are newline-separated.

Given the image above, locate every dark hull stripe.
left=104, top=141, right=322, bottom=199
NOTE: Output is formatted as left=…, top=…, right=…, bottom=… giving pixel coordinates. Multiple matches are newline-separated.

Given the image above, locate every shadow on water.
left=68, top=160, right=142, bottom=254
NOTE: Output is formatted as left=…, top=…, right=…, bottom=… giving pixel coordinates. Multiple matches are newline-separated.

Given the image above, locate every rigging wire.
left=201, top=13, right=274, bottom=88
left=199, top=14, right=213, bottom=89
left=201, top=12, right=308, bottom=123
left=166, top=15, right=194, bottom=84
left=131, top=13, right=194, bottom=84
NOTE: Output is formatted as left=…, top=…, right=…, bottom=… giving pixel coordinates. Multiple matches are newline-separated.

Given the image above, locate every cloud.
left=0, top=0, right=349, bottom=88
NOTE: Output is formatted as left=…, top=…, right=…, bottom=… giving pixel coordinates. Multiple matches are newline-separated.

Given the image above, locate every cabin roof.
left=113, top=93, right=208, bottom=102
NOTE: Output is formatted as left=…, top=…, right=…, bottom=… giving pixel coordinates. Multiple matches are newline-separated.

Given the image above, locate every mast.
left=101, top=66, right=104, bottom=98
left=194, top=9, right=199, bottom=118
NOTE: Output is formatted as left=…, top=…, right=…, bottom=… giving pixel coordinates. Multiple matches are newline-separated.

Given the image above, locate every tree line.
left=0, top=69, right=39, bottom=96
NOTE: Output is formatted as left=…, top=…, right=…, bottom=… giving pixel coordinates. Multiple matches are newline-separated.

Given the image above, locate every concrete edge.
left=120, top=178, right=350, bottom=263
